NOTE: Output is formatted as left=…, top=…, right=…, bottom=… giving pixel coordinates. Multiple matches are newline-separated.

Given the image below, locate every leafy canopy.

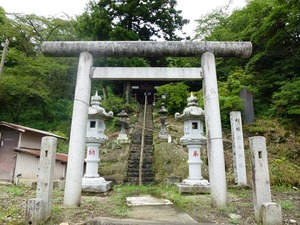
left=75, top=0, right=189, bottom=41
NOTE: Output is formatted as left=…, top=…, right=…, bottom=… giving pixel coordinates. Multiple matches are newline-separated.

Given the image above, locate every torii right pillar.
left=202, top=52, right=227, bottom=207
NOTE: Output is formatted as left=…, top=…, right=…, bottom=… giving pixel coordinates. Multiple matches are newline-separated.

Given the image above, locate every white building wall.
left=14, top=152, right=66, bottom=182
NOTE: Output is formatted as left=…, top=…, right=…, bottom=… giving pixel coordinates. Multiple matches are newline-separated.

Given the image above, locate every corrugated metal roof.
left=14, top=148, right=68, bottom=164
left=0, top=121, right=65, bottom=139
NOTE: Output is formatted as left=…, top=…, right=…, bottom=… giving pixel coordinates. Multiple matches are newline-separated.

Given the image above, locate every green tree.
left=272, top=79, right=300, bottom=123
left=75, top=0, right=188, bottom=41
left=156, top=82, right=190, bottom=114
left=0, top=11, right=78, bottom=132
left=194, top=0, right=300, bottom=123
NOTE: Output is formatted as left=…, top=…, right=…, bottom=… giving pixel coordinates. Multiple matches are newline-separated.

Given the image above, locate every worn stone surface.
left=25, top=137, right=57, bottom=224
left=82, top=177, right=112, bottom=193
left=92, top=67, right=203, bottom=81
left=25, top=198, right=43, bottom=225
left=262, top=202, right=283, bottom=225
left=177, top=183, right=210, bottom=194
left=240, top=88, right=255, bottom=124
left=126, top=195, right=172, bottom=206
left=175, top=94, right=210, bottom=194
left=202, top=52, right=227, bottom=207
left=126, top=205, right=200, bottom=224
left=42, top=41, right=252, bottom=58
left=249, top=136, right=272, bottom=223
left=230, top=111, right=247, bottom=186
left=64, top=51, right=93, bottom=207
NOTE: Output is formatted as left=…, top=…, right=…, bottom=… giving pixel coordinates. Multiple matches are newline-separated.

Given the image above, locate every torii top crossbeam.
left=42, top=41, right=252, bottom=58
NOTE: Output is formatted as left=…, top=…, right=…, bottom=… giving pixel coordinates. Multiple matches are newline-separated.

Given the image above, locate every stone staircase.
left=125, top=105, right=155, bottom=185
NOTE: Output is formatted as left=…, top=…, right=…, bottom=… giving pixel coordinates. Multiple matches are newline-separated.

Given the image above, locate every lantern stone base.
left=176, top=179, right=210, bottom=194
left=117, top=133, right=129, bottom=142
left=158, top=133, right=170, bottom=141
left=82, top=177, right=112, bottom=193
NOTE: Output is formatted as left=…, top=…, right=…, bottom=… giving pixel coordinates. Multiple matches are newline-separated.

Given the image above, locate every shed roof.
left=0, top=121, right=65, bottom=139
left=14, top=148, right=68, bottom=164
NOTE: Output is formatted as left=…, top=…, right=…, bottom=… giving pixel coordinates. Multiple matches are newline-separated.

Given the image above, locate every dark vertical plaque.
left=240, top=88, right=255, bottom=124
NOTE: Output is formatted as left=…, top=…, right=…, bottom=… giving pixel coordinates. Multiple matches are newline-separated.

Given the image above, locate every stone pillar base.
left=262, top=202, right=282, bottom=225
left=82, top=177, right=112, bottom=193
left=177, top=179, right=210, bottom=194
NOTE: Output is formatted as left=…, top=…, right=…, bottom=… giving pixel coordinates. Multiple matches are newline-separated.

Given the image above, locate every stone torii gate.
left=42, top=41, right=252, bottom=208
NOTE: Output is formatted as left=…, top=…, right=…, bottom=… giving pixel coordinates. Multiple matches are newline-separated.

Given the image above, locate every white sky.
left=0, top=0, right=247, bottom=37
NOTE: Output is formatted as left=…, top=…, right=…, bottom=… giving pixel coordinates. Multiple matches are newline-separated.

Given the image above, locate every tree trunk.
left=124, top=81, right=131, bottom=104
left=102, top=85, right=107, bottom=100
left=0, top=38, right=10, bottom=80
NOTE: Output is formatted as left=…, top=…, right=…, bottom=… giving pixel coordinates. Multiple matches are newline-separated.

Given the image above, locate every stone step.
left=125, top=104, right=155, bottom=184
left=128, top=160, right=153, bottom=165
left=125, top=177, right=155, bottom=184
left=130, top=148, right=153, bottom=152
left=128, top=163, right=153, bottom=168
left=130, top=153, right=153, bottom=158
left=128, top=167, right=154, bottom=172
left=128, top=172, right=154, bottom=177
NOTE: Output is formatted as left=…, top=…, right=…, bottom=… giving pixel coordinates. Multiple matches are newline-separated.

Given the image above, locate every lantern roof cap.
left=117, top=108, right=128, bottom=117
left=88, top=91, right=113, bottom=120
left=175, top=92, right=205, bottom=121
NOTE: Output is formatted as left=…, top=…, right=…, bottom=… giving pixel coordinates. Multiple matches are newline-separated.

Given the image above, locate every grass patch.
left=108, top=184, right=195, bottom=216
left=280, top=200, right=295, bottom=211
left=5, top=184, right=30, bottom=197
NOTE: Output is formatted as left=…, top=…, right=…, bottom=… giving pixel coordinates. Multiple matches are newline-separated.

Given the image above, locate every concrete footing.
left=82, top=177, right=112, bottom=193
left=176, top=179, right=210, bottom=194
left=262, top=202, right=282, bottom=225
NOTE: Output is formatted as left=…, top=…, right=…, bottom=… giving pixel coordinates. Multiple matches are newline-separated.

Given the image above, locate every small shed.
left=0, top=121, right=67, bottom=184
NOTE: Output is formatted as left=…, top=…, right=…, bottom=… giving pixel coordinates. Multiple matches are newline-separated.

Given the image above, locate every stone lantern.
left=175, top=93, right=210, bottom=193
left=82, top=91, right=113, bottom=192
left=117, top=108, right=129, bottom=142
left=158, top=94, right=169, bottom=140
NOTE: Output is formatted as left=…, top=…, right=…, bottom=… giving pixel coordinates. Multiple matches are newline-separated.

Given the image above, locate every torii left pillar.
left=63, top=51, right=93, bottom=207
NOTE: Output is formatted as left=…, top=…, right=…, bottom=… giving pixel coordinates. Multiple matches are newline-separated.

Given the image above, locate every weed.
left=230, top=217, right=240, bottom=224
left=217, top=203, right=237, bottom=215
left=52, top=205, right=63, bottom=213
left=228, top=187, right=251, bottom=199
left=5, top=184, right=29, bottom=196
left=280, top=200, right=295, bottom=211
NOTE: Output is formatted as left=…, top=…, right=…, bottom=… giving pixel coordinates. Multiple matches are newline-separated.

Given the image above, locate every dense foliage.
left=195, top=0, right=300, bottom=124
left=1, top=0, right=300, bottom=129
left=0, top=0, right=188, bottom=133
left=75, top=0, right=188, bottom=41
left=0, top=9, right=78, bottom=133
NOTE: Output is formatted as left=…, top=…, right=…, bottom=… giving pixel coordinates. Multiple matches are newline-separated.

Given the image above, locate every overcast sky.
left=0, top=0, right=246, bottom=37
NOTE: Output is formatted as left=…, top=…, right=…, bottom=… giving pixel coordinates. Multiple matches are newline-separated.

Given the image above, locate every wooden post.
left=139, top=94, right=148, bottom=185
